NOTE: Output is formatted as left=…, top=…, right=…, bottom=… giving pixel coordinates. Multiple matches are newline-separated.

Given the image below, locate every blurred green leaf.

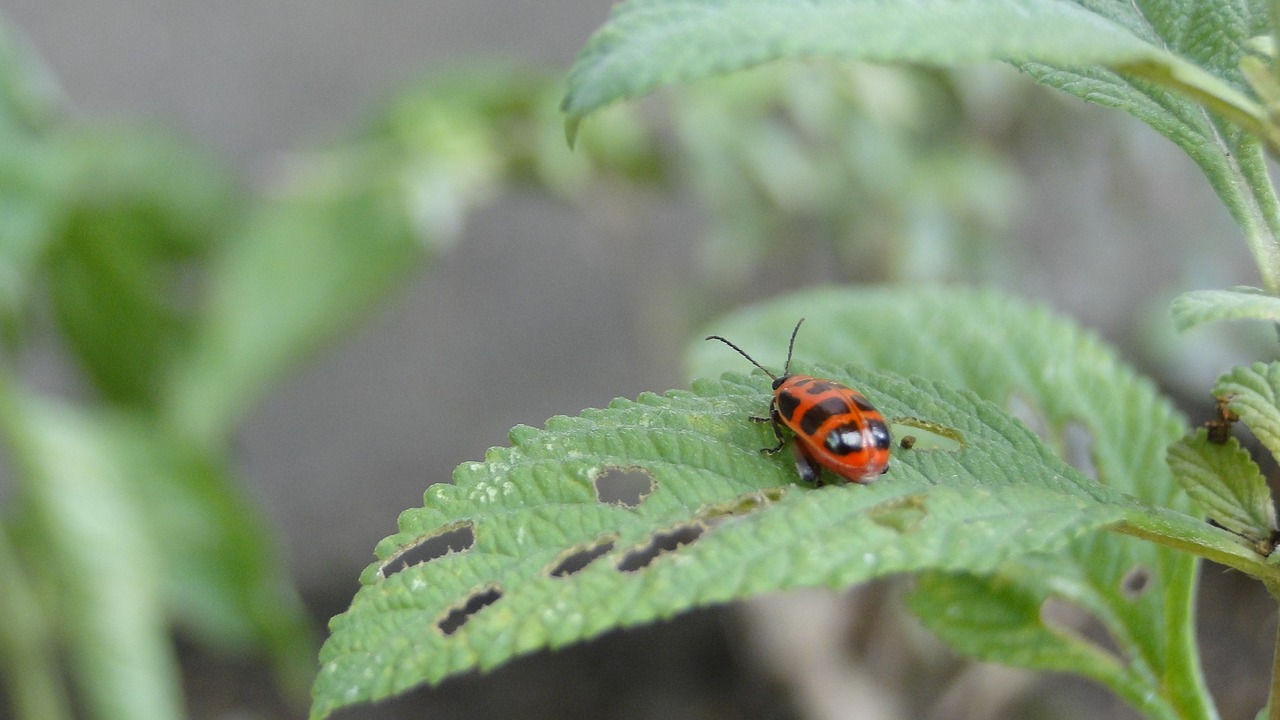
left=670, top=64, right=1015, bottom=283
left=45, top=128, right=236, bottom=406
left=0, top=526, right=71, bottom=720
left=0, top=137, right=68, bottom=338
left=0, top=386, right=183, bottom=720
left=0, top=14, right=71, bottom=340
left=909, top=567, right=1141, bottom=700
left=100, top=415, right=315, bottom=697
left=1171, top=286, right=1280, bottom=331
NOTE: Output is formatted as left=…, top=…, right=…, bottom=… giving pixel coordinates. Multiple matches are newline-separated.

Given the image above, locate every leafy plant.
left=312, top=2, right=1280, bottom=720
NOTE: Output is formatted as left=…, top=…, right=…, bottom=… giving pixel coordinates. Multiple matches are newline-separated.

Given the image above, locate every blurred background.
left=0, top=2, right=1273, bottom=719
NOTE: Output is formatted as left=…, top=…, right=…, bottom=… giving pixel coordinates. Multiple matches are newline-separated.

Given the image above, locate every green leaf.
left=1215, top=362, right=1280, bottom=460
left=100, top=417, right=316, bottom=699
left=0, top=16, right=68, bottom=335
left=561, top=0, right=1263, bottom=137
left=0, top=136, right=69, bottom=338
left=1171, top=286, right=1280, bottom=331
left=312, top=367, right=1129, bottom=718
left=0, top=525, right=72, bottom=720
left=1167, top=429, right=1275, bottom=539
left=908, top=567, right=1136, bottom=693
left=690, top=286, right=1210, bottom=720
left=46, top=128, right=236, bottom=407
left=0, top=387, right=183, bottom=720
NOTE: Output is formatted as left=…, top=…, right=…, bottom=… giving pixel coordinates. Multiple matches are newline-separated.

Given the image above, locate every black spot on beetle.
left=776, top=391, right=800, bottom=419
left=799, top=396, right=851, bottom=435
left=824, top=423, right=865, bottom=455
left=803, top=380, right=837, bottom=395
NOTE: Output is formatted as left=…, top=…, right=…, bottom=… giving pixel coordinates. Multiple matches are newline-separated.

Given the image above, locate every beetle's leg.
left=758, top=409, right=787, bottom=455
left=792, top=443, right=823, bottom=486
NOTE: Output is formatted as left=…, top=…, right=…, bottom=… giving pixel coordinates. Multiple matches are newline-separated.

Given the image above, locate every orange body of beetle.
left=707, top=319, right=891, bottom=485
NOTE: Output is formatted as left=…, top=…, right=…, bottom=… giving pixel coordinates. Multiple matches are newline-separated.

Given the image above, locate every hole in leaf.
left=1121, top=566, right=1151, bottom=600
left=697, top=487, right=786, bottom=526
left=889, top=417, right=962, bottom=451
left=548, top=537, right=617, bottom=577
left=1040, top=597, right=1124, bottom=659
left=437, top=585, right=502, bottom=636
left=593, top=466, right=654, bottom=507
left=617, top=524, right=704, bottom=572
left=380, top=521, right=475, bottom=578
left=867, top=495, right=928, bottom=533
left=1062, top=421, right=1097, bottom=479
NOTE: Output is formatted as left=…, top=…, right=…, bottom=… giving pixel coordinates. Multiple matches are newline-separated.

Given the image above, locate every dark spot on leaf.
left=379, top=521, right=474, bottom=578
left=617, top=524, right=704, bottom=572
left=1040, top=598, right=1123, bottom=659
left=1062, top=421, right=1096, bottom=479
left=697, top=487, right=786, bottom=525
left=437, top=585, right=502, bottom=636
left=888, top=417, right=962, bottom=451
left=867, top=495, right=927, bottom=533
left=1121, top=566, right=1151, bottom=600
left=593, top=466, right=654, bottom=507
left=548, top=537, right=617, bottom=577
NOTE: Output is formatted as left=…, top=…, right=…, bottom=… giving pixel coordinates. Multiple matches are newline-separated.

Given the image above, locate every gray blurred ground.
left=4, top=3, right=1273, bottom=719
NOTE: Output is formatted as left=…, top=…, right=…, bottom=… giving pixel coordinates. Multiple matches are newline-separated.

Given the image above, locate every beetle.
left=706, top=319, right=891, bottom=485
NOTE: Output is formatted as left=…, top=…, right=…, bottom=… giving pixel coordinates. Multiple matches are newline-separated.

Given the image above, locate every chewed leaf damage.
left=380, top=521, right=475, bottom=579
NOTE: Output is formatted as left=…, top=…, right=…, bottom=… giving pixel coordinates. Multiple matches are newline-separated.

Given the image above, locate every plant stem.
left=1270, top=608, right=1280, bottom=720
left=1272, top=0, right=1280, bottom=85
left=0, top=522, right=72, bottom=720
left=1234, top=137, right=1280, bottom=295
left=1110, top=514, right=1271, bottom=580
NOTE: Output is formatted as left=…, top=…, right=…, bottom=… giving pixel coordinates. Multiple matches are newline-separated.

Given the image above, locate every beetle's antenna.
left=704, top=334, right=777, bottom=380
left=783, top=318, right=805, bottom=375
